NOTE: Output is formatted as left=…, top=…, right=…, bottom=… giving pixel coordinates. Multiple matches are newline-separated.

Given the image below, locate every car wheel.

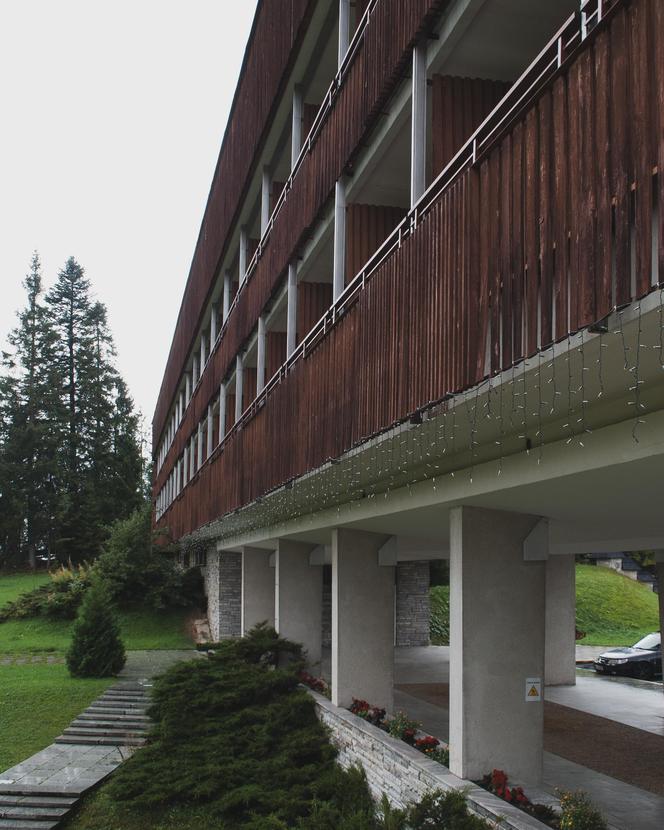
left=635, top=663, right=654, bottom=680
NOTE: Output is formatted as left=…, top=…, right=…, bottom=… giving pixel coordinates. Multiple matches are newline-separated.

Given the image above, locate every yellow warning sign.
left=525, top=677, right=542, bottom=702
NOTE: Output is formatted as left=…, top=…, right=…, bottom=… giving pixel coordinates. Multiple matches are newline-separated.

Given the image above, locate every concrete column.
left=545, top=555, right=576, bottom=686
left=219, top=551, right=242, bottom=638
left=223, top=270, right=231, bottom=321
left=179, top=391, right=185, bottom=423
left=192, top=354, right=199, bottom=387
left=333, top=178, right=346, bottom=302
left=197, top=421, right=203, bottom=469
left=185, top=372, right=192, bottom=404
left=261, top=167, right=271, bottom=235
left=235, top=354, right=244, bottom=422
left=206, top=403, right=213, bottom=460
left=396, top=560, right=431, bottom=646
left=410, top=41, right=427, bottom=207
left=287, top=262, right=298, bottom=357
left=241, top=547, right=275, bottom=634
left=656, top=553, right=664, bottom=697
left=332, top=529, right=394, bottom=710
left=210, top=306, right=217, bottom=347
left=275, top=540, right=323, bottom=668
left=218, top=382, right=227, bottom=442
left=201, top=334, right=207, bottom=375
left=239, top=227, right=248, bottom=283
left=256, top=315, right=266, bottom=393
left=449, top=506, right=545, bottom=785
left=338, top=0, right=350, bottom=68
left=291, top=85, right=303, bottom=168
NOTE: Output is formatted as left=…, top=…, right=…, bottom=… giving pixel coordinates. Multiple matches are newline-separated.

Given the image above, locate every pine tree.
left=66, top=582, right=126, bottom=677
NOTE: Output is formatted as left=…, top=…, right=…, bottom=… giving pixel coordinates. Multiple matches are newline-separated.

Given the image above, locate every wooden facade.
left=155, top=0, right=664, bottom=541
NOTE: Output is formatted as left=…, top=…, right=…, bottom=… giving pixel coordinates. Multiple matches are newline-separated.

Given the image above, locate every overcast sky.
left=0, top=0, right=258, bottom=435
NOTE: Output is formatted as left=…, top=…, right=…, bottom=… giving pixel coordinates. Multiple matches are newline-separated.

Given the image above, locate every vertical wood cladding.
left=431, top=76, right=510, bottom=176
left=266, top=332, right=288, bottom=381
left=297, top=283, right=333, bottom=343
left=156, top=0, right=664, bottom=537
left=153, top=0, right=446, bottom=450
left=345, top=204, right=408, bottom=284
left=153, top=0, right=314, bottom=444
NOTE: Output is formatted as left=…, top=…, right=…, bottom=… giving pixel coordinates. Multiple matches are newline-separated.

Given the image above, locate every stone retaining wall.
left=311, top=692, right=550, bottom=830
left=396, top=560, right=430, bottom=646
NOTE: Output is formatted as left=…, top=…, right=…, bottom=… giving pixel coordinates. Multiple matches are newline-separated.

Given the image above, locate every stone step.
left=88, top=700, right=150, bottom=712
left=70, top=719, right=148, bottom=731
left=0, top=805, right=69, bottom=820
left=63, top=726, right=146, bottom=738
left=76, top=710, right=149, bottom=721
left=97, top=694, right=148, bottom=702
left=0, top=797, right=76, bottom=809
left=84, top=706, right=148, bottom=716
left=0, top=821, right=58, bottom=829
left=54, top=735, right=145, bottom=747
left=0, top=788, right=82, bottom=798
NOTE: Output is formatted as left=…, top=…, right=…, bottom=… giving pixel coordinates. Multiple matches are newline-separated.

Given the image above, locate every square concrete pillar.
left=332, top=528, right=394, bottom=711
left=275, top=540, right=323, bottom=668
left=241, top=546, right=275, bottom=635
left=545, top=554, right=576, bottom=686
left=449, top=506, right=545, bottom=785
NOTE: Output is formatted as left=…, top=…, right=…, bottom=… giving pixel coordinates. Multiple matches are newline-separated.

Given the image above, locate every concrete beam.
left=379, top=535, right=448, bottom=565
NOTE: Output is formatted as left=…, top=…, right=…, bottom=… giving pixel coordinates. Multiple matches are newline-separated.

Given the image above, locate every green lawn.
left=0, top=571, right=50, bottom=606
left=0, top=663, right=111, bottom=771
left=576, top=564, right=660, bottom=646
left=0, top=607, right=193, bottom=654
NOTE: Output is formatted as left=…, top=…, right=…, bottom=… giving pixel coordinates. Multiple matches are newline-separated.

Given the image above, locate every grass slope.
left=576, top=564, right=660, bottom=646
left=0, top=607, right=193, bottom=654
left=0, top=572, right=50, bottom=606
left=0, top=663, right=110, bottom=771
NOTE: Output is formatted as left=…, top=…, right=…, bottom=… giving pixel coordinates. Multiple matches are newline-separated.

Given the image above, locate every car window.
left=634, top=633, right=660, bottom=651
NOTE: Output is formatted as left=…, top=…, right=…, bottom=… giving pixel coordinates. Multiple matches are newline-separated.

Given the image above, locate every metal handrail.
left=158, top=0, right=619, bottom=512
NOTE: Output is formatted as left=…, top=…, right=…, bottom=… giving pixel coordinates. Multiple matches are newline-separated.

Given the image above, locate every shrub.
left=66, top=584, right=126, bottom=677
left=406, top=789, right=491, bottom=829
left=559, top=791, right=608, bottom=830
left=94, top=506, right=204, bottom=610
left=386, top=711, right=420, bottom=744
left=0, top=562, right=92, bottom=622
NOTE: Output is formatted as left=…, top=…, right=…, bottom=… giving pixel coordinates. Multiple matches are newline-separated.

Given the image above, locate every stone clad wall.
left=396, top=561, right=430, bottom=646
left=311, top=693, right=549, bottom=830
left=202, top=548, right=220, bottom=641
left=219, top=551, right=242, bottom=638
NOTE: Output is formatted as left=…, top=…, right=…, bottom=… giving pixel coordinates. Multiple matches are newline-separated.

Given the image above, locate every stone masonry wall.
left=219, top=551, right=242, bottom=638
left=312, top=693, right=549, bottom=830
left=322, top=565, right=331, bottom=648
left=201, top=548, right=220, bottom=642
left=396, top=560, right=430, bottom=646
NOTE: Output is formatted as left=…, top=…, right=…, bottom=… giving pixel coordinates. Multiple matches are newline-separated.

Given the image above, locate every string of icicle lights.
left=180, top=288, right=664, bottom=553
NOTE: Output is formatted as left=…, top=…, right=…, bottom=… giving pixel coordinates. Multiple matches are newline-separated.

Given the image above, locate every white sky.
left=0, top=0, right=258, bottom=433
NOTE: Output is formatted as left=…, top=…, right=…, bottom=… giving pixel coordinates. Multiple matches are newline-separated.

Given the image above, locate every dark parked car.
left=594, top=633, right=661, bottom=680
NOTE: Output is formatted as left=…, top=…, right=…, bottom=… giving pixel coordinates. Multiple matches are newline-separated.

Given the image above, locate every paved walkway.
left=0, top=650, right=199, bottom=829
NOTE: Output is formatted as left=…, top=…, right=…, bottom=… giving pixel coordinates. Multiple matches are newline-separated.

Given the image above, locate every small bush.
left=559, top=791, right=608, bottom=830
left=406, top=789, right=491, bottom=829
left=386, top=711, right=420, bottom=744
left=66, top=584, right=126, bottom=677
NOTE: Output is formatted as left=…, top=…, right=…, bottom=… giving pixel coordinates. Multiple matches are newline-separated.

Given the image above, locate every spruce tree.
left=0, top=253, right=62, bottom=568
left=66, top=582, right=126, bottom=677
